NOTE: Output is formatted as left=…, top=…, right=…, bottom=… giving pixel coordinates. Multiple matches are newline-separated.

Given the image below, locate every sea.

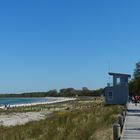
left=0, top=97, right=58, bottom=106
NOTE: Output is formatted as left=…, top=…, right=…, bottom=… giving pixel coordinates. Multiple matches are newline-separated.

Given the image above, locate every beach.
left=0, top=97, right=119, bottom=140
left=0, top=97, right=76, bottom=127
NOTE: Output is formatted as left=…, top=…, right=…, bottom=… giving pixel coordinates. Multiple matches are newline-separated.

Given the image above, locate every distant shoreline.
left=0, top=97, right=76, bottom=109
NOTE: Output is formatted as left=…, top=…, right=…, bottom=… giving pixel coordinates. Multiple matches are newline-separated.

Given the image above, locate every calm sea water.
left=0, top=97, right=57, bottom=106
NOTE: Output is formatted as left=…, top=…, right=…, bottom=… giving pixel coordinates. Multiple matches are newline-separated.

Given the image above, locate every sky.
left=0, top=0, right=140, bottom=93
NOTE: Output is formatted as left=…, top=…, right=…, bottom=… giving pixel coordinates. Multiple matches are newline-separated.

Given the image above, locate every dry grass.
left=94, top=128, right=113, bottom=140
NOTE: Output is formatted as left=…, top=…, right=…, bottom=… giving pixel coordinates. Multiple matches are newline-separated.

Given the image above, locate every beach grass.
left=0, top=98, right=123, bottom=140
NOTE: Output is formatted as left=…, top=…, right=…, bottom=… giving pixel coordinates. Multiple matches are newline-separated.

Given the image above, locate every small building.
left=105, top=72, right=131, bottom=105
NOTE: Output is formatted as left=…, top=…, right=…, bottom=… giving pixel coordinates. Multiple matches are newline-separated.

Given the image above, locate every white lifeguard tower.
left=105, top=72, right=131, bottom=105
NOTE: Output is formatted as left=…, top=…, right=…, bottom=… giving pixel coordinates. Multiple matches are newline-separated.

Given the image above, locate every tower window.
left=117, top=78, right=121, bottom=85
left=108, top=91, right=113, bottom=100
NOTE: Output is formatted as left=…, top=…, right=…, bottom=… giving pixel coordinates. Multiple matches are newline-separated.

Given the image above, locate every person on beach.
left=134, top=95, right=138, bottom=106
left=4, top=104, right=7, bottom=108
left=7, top=104, right=10, bottom=109
left=131, top=96, right=135, bottom=103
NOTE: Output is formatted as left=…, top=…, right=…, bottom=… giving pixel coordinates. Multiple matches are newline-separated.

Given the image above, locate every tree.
left=134, top=62, right=140, bottom=79
left=82, top=87, right=89, bottom=91
left=129, top=61, right=140, bottom=95
left=47, top=89, right=58, bottom=97
left=59, top=88, right=76, bottom=97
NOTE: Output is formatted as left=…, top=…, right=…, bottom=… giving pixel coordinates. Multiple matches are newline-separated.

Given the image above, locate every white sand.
left=0, top=111, right=50, bottom=126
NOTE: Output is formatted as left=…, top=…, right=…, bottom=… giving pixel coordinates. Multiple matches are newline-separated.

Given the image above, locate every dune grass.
left=0, top=100, right=123, bottom=140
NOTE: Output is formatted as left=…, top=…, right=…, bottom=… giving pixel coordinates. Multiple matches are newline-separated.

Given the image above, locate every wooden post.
left=123, top=108, right=127, bottom=116
left=113, top=123, right=121, bottom=140
left=121, top=111, right=126, bottom=122
left=118, top=115, right=124, bottom=132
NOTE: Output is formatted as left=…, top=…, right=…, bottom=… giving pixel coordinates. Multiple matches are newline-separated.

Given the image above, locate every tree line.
left=0, top=88, right=104, bottom=98
left=129, top=61, right=140, bottom=96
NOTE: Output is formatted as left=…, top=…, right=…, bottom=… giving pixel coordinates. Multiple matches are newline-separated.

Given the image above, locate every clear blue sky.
left=0, top=0, right=140, bottom=93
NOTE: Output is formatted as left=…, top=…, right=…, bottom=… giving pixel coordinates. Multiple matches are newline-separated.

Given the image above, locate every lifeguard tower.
left=105, top=72, right=131, bottom=105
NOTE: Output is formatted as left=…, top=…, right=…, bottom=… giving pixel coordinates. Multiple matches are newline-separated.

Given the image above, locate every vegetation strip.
left=0, top=99, right=123, bottom=140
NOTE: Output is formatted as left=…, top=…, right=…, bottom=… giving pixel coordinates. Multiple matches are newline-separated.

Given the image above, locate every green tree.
left=134, top=61, right=140, bottom=78
left=129, top=61, right=140, bottom=95
left=59, top=88, right=76, bottom=97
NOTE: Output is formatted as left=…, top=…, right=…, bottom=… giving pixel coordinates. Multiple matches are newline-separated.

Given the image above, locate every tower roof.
left=109, top=72, right=131, bottom=78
